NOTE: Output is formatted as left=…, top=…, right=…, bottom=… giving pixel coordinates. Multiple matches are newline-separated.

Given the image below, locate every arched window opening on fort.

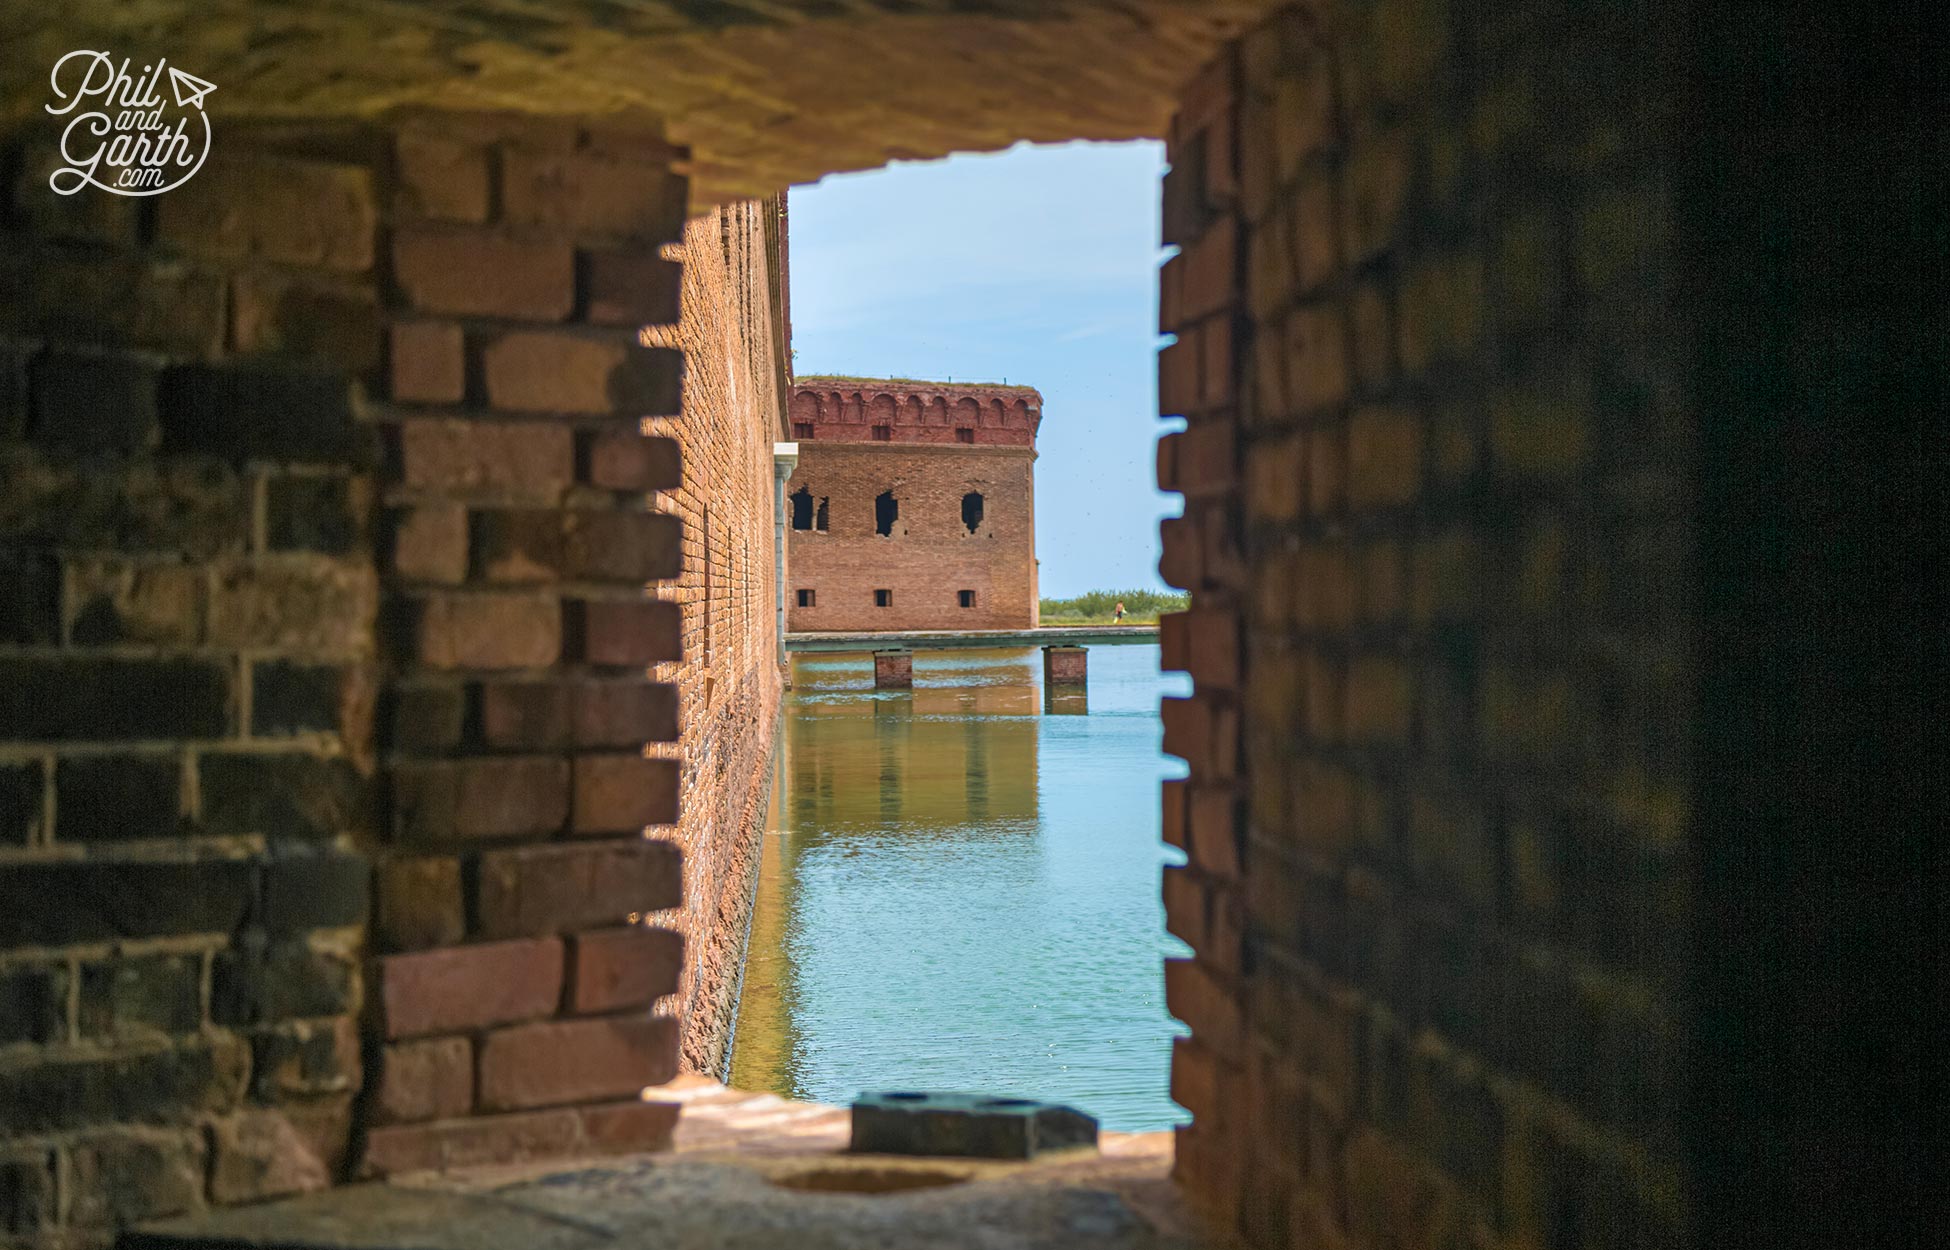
left=875, top=491, right=899, bottom=536
left=962, top=491, right=985, bottom=534
left=955, top=427, right=975, bottom=444
left=815, top=497, right=829, bottom=531
left=871, top=424, right=893, bottom=441
left=791, top=487, right=814, bottom=530
left=793, top=421, right=815, bottom=439
left=958, top=590, right=976, bottom=608
left=797, top=589, right=815, bottom=607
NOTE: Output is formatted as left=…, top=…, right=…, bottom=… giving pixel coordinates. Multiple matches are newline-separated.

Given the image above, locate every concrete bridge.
left=783, top=626, right=1158, bottom=690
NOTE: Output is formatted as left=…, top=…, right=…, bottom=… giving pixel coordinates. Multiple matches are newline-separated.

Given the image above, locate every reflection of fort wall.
left=784, top=665, right=1041, bottom=832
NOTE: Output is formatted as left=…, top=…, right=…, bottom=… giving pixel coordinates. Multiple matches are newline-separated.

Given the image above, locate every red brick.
left=378, top=938, right=564, bottom=1039
left=564, top=511, right=682, bottom=582
left=398, top=419, right=574, bottom=496
left=390, top=322, right=464, bottom=405
left=1166, top=959, right=1243, bottom=1061
left=573, top=754, right=679, bottom=833
left=587, top=431, right=681, bottom=491
left=584, top=251, right=682, bottom=327
left=361, top=1108, right=580, bottom=1178
left=577, top=1099, right=679, bottom=1154
left=1162, top=694, right=1239, bottom=780
left=1170, top=1035, right=1225, bottom=1124
left=392, top=504, right=468, bottom=584
left=1188, top=786, right=1241, bottom=878
left=481, top=331, right=681, bottom=417
left=393, top=228, right=573, bottom=320
left=375, top=856, right=466, bottom=953
left=374, top=1037, right=474, bottom=1124
left=574, top=679, right=678, bottom=746
left=157, top=155, right=376, bottom=271
left=582, top=598, right=681, bottom=666
left=568, top=926, right=683, bottom=1013
left=1180, top=216, right=1238, bottom=322
left=501, top=150, right=686, bottom=242
left=1162, top=778, right=1189, bottom=851
left=481, top=681, right=573, bottom=749
left=395, top=132, right=490, bottom=223
left=206, top=1109, right=330, bottom=1205
left=475, top=840, right=683, bottom=939
left=1159, top=610, right=1191, bottom=672
left=478, top=1016, right=680, bottom=1111
left=416, top=592, right=561, bottom=670
left=392, top=757, right=570, bottom=841
left=1187, top=609, right=1242, bottom=691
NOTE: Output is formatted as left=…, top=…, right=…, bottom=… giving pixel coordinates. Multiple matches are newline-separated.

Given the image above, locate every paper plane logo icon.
left=167, top=66, right=215, bottom=110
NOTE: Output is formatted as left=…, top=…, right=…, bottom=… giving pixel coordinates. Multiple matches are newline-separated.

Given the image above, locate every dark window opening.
left=955, top=427, right=975, bottom=444
left=790, top=486, right=813, bottom=530
left=815, top=497, right=828, bottom=531
left=871, top=425, right=893, bottom=442
left=793, top=422, right=815, bottom=439
left=958, top=590, right=976, bottom=608
left=961, top=491, right=984, bottom=534
left=874, top=589, right=892, bottom=607
left=797, top=589, right=815, bottom=608
left=875, top=491, right=898, bottom=536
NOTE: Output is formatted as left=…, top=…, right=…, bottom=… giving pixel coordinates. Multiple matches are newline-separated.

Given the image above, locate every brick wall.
left=1159, top=4, right=1697, bottom=1248
left=640, top=201, right=788, bottom=1075
left=785, top=382, right=1039, bottom=631
left=0, top=111, right=786, bottom=1242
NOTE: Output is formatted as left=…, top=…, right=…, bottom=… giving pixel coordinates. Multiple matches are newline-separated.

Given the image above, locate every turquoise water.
left=729, top=644, right=1193, bottom=1132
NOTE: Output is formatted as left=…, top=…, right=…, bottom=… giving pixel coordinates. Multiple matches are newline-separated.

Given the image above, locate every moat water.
left=728, top=644, right=1192, bottom=1132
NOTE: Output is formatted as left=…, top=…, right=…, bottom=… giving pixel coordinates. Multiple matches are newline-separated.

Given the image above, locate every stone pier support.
left=873, top=649, right=914, bottom=689
left=1042, top=645, right=1087, bottom=688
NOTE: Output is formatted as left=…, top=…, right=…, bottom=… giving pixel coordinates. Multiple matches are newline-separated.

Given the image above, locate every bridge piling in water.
left=873, top=649, right=914, bottom=689
left=1042, top=644, right=1087, bottom=690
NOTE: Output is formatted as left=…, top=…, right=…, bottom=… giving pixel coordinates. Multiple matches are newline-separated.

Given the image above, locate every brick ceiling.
left=5, top=1, right=1278, bottom=204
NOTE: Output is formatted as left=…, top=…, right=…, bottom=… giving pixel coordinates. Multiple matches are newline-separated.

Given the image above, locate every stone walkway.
left=123, top=1079, right=1223, bottom=1250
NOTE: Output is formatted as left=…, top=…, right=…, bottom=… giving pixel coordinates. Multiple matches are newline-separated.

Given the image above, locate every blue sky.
left=786, top=140, right=1176, bottom=599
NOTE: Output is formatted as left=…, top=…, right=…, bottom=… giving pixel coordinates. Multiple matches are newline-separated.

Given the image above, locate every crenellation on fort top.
left=787, top=377, right=1042, bottom=447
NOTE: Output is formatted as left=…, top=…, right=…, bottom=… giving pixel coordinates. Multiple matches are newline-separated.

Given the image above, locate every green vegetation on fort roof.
left=793, top=374, right=1040, bottom=392
left=1039, top=588, right=1187, bottom=625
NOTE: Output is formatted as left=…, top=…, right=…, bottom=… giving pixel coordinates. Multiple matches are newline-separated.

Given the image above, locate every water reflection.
left=730, top=646, right=1191, bottom=1132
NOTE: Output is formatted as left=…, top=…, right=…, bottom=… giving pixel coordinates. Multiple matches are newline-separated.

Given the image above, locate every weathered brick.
left=586, top=431, right=682, bottom=492
left=1, top=455, right=251, bottom=557
left=27, top=347, right=160, bottom=456
left=389, top=321, right=465, bottom=405
left=0, top=1036, right=249, bottom=1134
left=581, top=598, right=682, bottom=666
left=416, top=591, right=562, bottom=670
left=360, top=1107, right=580, bottom=1178
left=0, top=965, right=66, bottom=1045
left=252, top=661, right=345, bottom=737
left=477, top=1015, right=680, bottom=1111
left=374, top=1037, right=474, bottom=1124
left=398, top=419, right=575, bottom=496
left=471, top=509, right=564, bottom=583
left=267, top=473, right=362, bottom=555
left=501, top=150, right=686, bottom=242
left=0, top=1146, right=56, bottom=1237
left=568, top=926, right=683, bottom=1013
left=158, top=362, right=373, bottom=465
left=578, top=1099, right=680, bottom=1154
left=391, top=503, right=470, bottom=585
left=374, top=855, right=466, bottom=952
left=257, top=849, right=369, bottom=934
left=564, top=509, right=682, bottom=581
left=393, top=228, right=573, bottom=320
left=0, top=551, right=59, bottom=644
left=199, top=753, right=368, bottom=842
left=78, top=954, right=201, bottom=1040
left=1347, top=405, right=1423, bottom=507
left=211, top=938, right=358, bottom=1025
left=475, top=839, right=683, bottom=939
left=0, top=858, right=254, bottom=947
left=157, top=154, right=377, bottom=270
left=1286, top=303, right=1349, bottom=415
left=482, top=332, right=681, bottom=416
left=391, top=757, right=570, bottom=841
left=395, top=132, right=491, bottom=223
left=378, top=938, right=564, bottom=1039
left=250, top=1017, right=361, bottom=1099
left=0, top=656, right=229, bottom=741
left=1166, top=958, right=1243, bottom=1061
left=481, top=680, right=572, bottom=749
left=386, top=681, right=465, bottom=754
left=206, top=1109, right=331, bottom=1205
left=0, top=760, right=45, bottom=847
left=584, top=250, right=683, bottom=328
left=0, top=249, right=226, bottom=358
left=575, top=679, right=679, bottom=746
left=65, top=559, right=204, bottom=647
left=230, top=270, right=384, bottom=380
left=54, top=755, right=181, bottom=843
left=66, top=1128, right=206, bottom=1227
left=572, top=754, right=679, bottom=833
